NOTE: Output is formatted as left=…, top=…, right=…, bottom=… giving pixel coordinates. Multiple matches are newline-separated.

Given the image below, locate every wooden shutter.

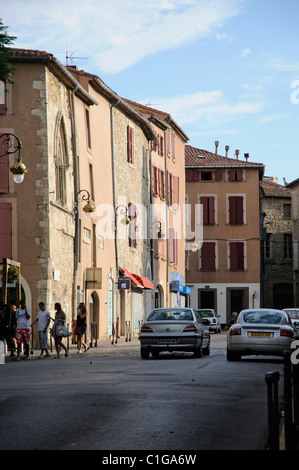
left=201, top=242, right=216, bottom=270
left=214, top=169, right=222, bottom=181
left=230, top=242, right=244, bottom=270
left=0, top=203, right=12, bottom=259
left=201, top=196, right=215, bottom=225
left=173, top=176, right=179, bottom=205
left=229, top=196, right=243, bottom=224
left=169, top=227, right=174, bottom=262
left=127, top=125, right=134, bottom=163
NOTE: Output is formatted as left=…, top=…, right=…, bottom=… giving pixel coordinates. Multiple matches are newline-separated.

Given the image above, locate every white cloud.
left=241, top=48, right=251, bottom=58
left=1, top=0, right=245, bottom=73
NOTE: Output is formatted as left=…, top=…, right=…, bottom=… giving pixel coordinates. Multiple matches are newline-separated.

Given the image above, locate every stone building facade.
left=261, top=177, right=293, bottom=309
left=0, top=48, right=96, bottom=340
left=286, top=178, right=299, bottom=307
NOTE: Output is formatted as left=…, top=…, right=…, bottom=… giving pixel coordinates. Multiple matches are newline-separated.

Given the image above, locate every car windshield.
left=284, top=310, right=299, bottom=320
left=199, top=310, right=214, bottom=318
left=243, top=311, right=283, bottom=324
left=147, top=309, right=194, bottom=321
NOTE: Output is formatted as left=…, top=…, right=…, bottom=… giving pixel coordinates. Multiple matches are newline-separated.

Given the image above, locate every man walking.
left=32, top=302, right=51, bottom=358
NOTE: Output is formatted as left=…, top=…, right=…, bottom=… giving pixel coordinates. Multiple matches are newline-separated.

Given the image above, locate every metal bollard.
left=265, top=370, right=280, bottom=450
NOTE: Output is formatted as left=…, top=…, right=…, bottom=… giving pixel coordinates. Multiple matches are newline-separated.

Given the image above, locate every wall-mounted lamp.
left=152, top=220, right=164, bottom=239
left=0, top=133, right=27, bottom=183
left=115, top=205, right=130, bottom=225
left=77, top=189, right=95, bottom=218
left=185, top=236, right=199, bottom=255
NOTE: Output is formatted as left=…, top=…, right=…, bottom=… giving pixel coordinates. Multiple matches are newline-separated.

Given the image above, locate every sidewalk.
left=3, top=336, right=141, bottom=361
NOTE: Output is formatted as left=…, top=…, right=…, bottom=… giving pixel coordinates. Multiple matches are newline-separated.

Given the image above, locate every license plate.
left=158, top=339, right=177, bottom=344
left=249, top=332, right=272, bottom=337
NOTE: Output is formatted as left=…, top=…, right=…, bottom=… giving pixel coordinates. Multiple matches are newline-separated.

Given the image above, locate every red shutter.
left=127, top=125, right=134, bottom=163
left=173, top=176, right=179, bottom=205
left=214, top=169, right=222, bottom=181
left=186, top=170, right=193, bottom=182
left=201, top=243, right=216, bottom=270
left=228, top=170, right=235, bottom=181
left=209, top=197, right=215, bottom=224
left=200, top=197, right=208, bottom=224
left=0, top=203, right=12, bottom=259
left=229, top=197, right=236, bottom=224
left=193, top=170, right=200, bottom=182
left=230, top=242, right=244, bottom=270
left=236, top=197, right=244, bottom=224
left=236, top=170, right=243, bottom=181
left=169, top=227, right=174, bottom=262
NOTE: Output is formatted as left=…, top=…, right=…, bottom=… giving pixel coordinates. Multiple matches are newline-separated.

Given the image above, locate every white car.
left=283, top=309, right=299, bottom=334
left=197, top=309, right=221, bottom=333
left=227, top=308, right=296, bottom=361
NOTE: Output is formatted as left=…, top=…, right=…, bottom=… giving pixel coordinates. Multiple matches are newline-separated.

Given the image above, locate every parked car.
left=139, top=308, right=210, bottom=359
left=197, top=309, right=221, bottom=333
left=283, top=308, right=299, bottom=333
left=227, top=308, right=296, bottom=361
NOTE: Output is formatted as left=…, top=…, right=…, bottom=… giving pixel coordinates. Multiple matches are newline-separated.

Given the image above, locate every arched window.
left=54, top=112, right=69, bottom=206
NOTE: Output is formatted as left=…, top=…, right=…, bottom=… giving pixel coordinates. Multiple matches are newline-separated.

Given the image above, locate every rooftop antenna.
left=65, top=50, right=88, bottom=66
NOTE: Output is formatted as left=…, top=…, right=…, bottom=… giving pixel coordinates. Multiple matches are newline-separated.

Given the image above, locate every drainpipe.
left=72, top=85, right=79, bottom=326
left=164, top=130, right=169, bottom=308
left=110, top=97, right=121, bottom=334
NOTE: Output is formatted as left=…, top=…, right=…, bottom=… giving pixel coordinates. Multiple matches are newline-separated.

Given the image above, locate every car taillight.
left=280, top=328, right=294, bottom=337
left=183, top=325, right=197, bottom=333
left=140, top=325, right=153, bottom=333
left=229, top=327, right=241, bottom=336
left=212, top=319, right=216, bottom=323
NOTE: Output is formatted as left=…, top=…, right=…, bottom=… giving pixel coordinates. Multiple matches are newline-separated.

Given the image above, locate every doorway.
left=198, top=288, right=216, bottom=310
left=226, top=288, right=249, bottom=323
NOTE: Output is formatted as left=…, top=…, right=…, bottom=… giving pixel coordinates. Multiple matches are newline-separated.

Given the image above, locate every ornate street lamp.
left=0, top=133, right=27, bottom=183
left=77, top=189, right=95, bottom=218
left=115, top=204, right=130, bottom=225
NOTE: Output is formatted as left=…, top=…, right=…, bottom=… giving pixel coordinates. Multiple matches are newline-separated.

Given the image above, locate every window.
left=127, top=125, right=134, bottom=164
left=86, top=109, right=91, bottom=148
left=201, top=171, right=212, bottom=181
left=228, top=196, right=244, bottom=224
left=201, top=243, right=216, bottom=271
left=0, top=81, right=7, bottom=114
left=229, top=242, right=245, bottom=270
left=228, top=169, right=243, bottom=181
left=128, top=202, right=137, bottom=248
left=89, top=163, right=95, bottom=201
left=83, top=227, right=91, bottom=244
left=200, top=196, right=215, bottom=225
left=264, top=233, right=272, bottom=259
left=55, top=114, right=69, bottom=206
left=283, top=203, right=291, bottom=219
left=169, top=227, right=178, bottom=264
left=284, top=234, right=292, bottom=259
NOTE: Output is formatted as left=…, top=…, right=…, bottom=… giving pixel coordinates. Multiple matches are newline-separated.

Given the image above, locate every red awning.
left=119, top=268, right=154, bottom=290
left=133, top=274, right=154, bottom=290
left=120, top=267, right=143, bottom=288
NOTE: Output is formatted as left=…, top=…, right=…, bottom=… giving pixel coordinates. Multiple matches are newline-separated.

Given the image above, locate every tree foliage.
left=0, top=18, right=17, bottom=83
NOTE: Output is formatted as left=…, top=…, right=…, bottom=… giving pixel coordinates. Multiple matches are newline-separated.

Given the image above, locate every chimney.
left=235, top=150, right=239, bottom=160
left=244, top=153, right=249, bottom=161
left=225, top=145, right=229, bottom=158
left=215, top=141, right=219, bottom=155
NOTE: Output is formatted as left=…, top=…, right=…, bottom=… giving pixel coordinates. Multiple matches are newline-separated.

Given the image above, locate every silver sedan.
left=139, top=308, right=210, bottom=359
left=227, top=308, right=296, bottom=361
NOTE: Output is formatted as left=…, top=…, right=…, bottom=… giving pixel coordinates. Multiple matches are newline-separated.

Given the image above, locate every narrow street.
left=0, top=332, right=285, bottom=451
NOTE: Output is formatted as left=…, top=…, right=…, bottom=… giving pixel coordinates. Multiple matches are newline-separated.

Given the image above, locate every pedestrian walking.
left=15, top=299, right=31, bottom=361
left=75, top=303, right=89, bottom=353
left=52, top=302, right=68, bottom=358
left=31, top=302, right=51, bottom=358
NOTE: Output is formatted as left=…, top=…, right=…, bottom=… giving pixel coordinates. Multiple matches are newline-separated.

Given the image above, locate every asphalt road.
left=0, top=332, right=285, bottom=451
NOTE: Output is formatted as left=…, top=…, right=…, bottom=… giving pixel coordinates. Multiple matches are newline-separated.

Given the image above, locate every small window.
left=201, top=171, right=212, bottom=181
left=83, top=227, right=91, bottom=244
left=284, top=234, right=292, bottom=259
left=283, top=204, right=291, bottom=219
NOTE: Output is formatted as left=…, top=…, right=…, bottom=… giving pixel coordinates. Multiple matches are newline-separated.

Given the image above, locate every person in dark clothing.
left=75, top=303, right=89, bottom=353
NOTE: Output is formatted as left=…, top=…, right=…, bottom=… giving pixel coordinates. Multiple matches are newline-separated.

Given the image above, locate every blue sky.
left=1, top=0, right=299, bottom=184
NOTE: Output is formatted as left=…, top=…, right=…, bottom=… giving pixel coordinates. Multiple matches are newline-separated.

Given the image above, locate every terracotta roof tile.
left=262, top=177, right=291, bottom=197
left=185, top=144, right=264, bottom=170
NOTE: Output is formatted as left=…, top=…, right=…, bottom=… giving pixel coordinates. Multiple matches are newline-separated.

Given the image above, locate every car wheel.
left=227, top=350, right=241, bottom=361
left=141, top=347, right=150, bottom=359
left=203, top=340, right=210, bottom=356
left=194, top=343, right=203, bottom=358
